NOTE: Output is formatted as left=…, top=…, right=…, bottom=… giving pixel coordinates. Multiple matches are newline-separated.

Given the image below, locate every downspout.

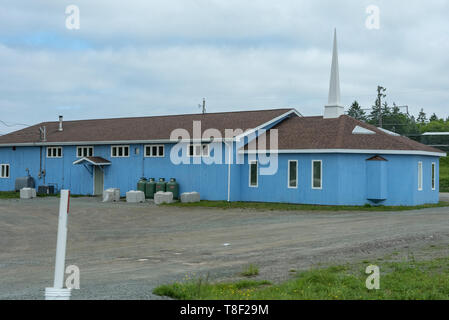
left=226, top=141, right=232, bottom=202
left=141, top=144, right=144, bottom=177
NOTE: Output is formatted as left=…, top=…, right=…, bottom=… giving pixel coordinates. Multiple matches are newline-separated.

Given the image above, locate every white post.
left=45, top=190, right=72, bottom=300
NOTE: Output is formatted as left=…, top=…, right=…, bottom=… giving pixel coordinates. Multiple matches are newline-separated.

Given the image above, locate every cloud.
left=0, top=0, right=448, bottom=133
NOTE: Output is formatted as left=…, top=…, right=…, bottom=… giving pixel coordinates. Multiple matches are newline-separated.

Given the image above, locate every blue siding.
left=0, top=143, right=441, bottom=206
left=238, top=153, right=440, bottom=206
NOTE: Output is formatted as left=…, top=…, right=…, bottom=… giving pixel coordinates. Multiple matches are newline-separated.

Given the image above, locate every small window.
left=312, top=160, right=322, bottom=189
left=431, top=162, right=436, bottom=190
left=76, top=146, right=94, bottom=158
left=0, top=164, right=10, bottom=178
left=188, top=144, right=209, bottom=157
left=418, top=161, right=423, bottom=191
left=145, top=145, right=165, bottom=157
left=47, top=147, right=63, bottom=158
left=288, top=160, right=298, bottom=188
left=111, top=145, right=130, bottom=158
left=249, top=160, right=258, bottom=187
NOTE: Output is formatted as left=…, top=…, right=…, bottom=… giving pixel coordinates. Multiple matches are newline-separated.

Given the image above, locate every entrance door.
left=93, top=166, right=104, bottom=195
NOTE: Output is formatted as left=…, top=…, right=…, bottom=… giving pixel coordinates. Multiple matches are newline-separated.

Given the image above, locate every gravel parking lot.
left=1, top=196, right=448, bottom=300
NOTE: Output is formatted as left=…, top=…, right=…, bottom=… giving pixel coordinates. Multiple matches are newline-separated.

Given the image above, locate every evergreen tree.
left=347, top=101, right=367, bottom=121
left=429, top=113, right=439, bottom=122
left=417, top=108, right=427, bottom=124
left=368, top=98, right=382, bottom=126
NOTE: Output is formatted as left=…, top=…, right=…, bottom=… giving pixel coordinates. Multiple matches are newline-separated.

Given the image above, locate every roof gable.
left=243, top=115, right=445, bottom=155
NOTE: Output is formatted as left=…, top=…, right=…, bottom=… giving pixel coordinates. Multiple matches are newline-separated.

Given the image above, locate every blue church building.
left=0, top=32, right=445, bottom=206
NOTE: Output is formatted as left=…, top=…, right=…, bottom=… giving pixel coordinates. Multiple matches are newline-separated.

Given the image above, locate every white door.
left=93, top=167, right=104, bottom=195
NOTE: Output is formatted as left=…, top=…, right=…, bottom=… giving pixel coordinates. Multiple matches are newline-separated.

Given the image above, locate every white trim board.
left=234, top=109, right=301, bottom=142
left=72, top=157, right=111, bottom=166
left=240, top=149, right=446, bottom=157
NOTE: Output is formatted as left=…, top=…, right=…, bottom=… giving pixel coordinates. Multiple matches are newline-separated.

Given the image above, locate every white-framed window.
left=0, top=164, right=10, bottom=178
left=288, top=160, right=298, bottom=189
left=77, top=146, right=94, bottom=158
left=47, top=147, right=63, bottom=158
left=431, top=162, right=436, bottom=190
left=418, top=161, right=423, bottom=191
left=111, top=145, right=130, bottom=158
left=188, top=144, right=209, bottom=157
left=312, top=160, right=322, bottom=190
left=145, top=145, right=165, bottom=157
left=249, top=160, right=258, bottom=188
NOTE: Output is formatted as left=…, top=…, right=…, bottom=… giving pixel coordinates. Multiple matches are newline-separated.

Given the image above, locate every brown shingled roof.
left=0, top=109, right=294, bottom=145
left=245, top=115, right=444, bottom=154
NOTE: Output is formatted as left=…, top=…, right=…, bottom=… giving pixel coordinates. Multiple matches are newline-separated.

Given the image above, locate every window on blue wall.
left=47, top=147, right=63, bottom=158
left=0, top=164, right=10, bottom=178
left=432, top=162, right=436, bottom=190
left=249, top=160, right=258, bottom=187
left=145, top=145, right=164, bottom=157
left=312, top=160, right=322, bottom=189
left=288, top=160, right=298, bottom=188
left=77, top=146, right=93, bottom=158
left=418, top=161, right=423, bottom=191
left=111, top=145, right=129, bottom=158
left=188, top=144, right=209, bottom=157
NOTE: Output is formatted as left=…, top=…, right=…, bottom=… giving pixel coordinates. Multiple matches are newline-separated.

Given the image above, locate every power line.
left=0, top=120, right=31, bottom=127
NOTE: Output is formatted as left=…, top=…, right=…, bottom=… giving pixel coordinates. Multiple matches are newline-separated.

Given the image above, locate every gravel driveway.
left=1, top=196, right=448, bottom=299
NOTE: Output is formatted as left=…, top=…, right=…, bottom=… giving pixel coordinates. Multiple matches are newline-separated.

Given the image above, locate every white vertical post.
left=45, top=190, right=71, bottom=300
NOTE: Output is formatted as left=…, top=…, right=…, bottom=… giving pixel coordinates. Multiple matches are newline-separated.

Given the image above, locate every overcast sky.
left=0, top=0, right=448, bottom=134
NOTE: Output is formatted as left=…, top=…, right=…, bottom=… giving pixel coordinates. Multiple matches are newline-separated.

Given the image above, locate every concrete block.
left=126, top=190, right=145, bottom=203
left=103, top=188, right=121, bottom=202
left=180, top=191, right=200, bottom=203
left=20, top=188, right=35, bottom=199
left=154, top=191, right=174, bottom=205
left=112, top=188, right=120, bottom=202
left=103, top=189, right=115, bottom=202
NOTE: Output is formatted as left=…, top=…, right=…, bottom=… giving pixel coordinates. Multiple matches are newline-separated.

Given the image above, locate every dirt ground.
left=1, top=196, right=448, bottom=300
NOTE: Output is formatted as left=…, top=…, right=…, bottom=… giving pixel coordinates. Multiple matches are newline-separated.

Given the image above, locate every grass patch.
left=440, top=156, right=449, bottom=192
left=153, top=256, right=449, bottom=300
left=0, top=191, right=59, bottom=199
left=0, top=191, right=21, bottom=199
left=0, top=191, right=95, bottom=199
left=164, top=200, right=449, bottom=212
left=241, top=264, right=259, bottom=277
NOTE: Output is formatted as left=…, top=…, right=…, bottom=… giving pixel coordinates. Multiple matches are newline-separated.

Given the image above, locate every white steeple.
left=324, top=29, right=344, bottom=119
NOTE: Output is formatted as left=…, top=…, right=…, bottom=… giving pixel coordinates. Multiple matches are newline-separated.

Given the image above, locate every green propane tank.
left=145, top=178, right=156, bottom=199
left=166, top=178, right=179, bottom=199
left=155, top=178, right=166, bottom=193
left=137, top=177, right=147, bottom=193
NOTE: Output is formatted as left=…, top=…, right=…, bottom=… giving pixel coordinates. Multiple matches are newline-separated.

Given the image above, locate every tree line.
left=347, top=89, right=449, bottom=136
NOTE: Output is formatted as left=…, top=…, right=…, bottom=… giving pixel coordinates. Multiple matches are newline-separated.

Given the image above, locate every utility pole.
left=376, top=86, right=386, bottom=128
left=198, top=98, right=206, bottom=114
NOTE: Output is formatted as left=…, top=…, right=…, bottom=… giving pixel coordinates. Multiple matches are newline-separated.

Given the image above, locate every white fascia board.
left=72, top=158, right=111, bottom=166
left=377, top=127, right=401, bottom=136
left=0, top=138, right=232, bottom=147
left=240, top=149, right=447, bottom=157
left=422, top=132, right=449, bottom=136
left=233, top=109, right=300, bottom=142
